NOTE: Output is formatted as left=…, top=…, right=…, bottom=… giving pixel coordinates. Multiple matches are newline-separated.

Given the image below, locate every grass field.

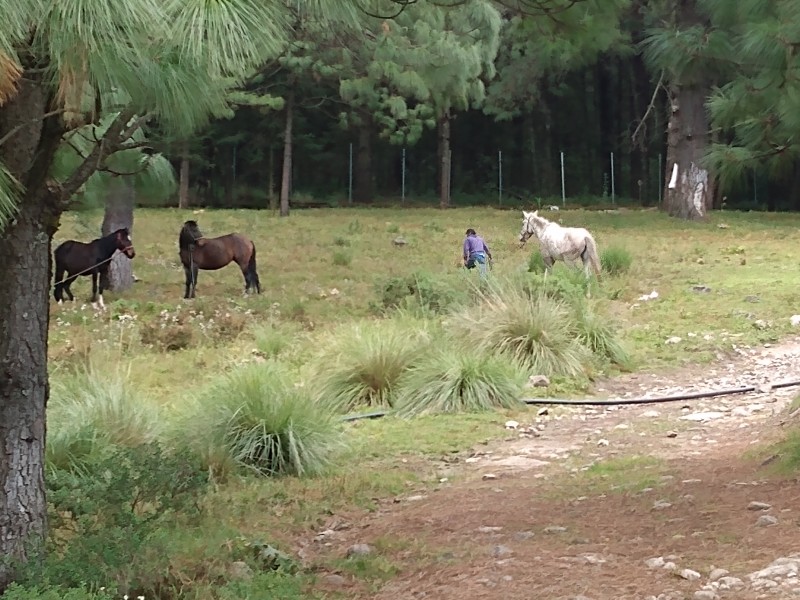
left=36, top=206, right=800, bottom=599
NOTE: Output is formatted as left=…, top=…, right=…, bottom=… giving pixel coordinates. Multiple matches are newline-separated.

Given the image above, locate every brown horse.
left=178, top=220, right=261, bottom=299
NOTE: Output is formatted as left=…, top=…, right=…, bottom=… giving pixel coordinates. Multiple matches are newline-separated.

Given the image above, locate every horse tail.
left=583, top=234, right=602, bottom=277
left=246, top=242, right=261, bottom=293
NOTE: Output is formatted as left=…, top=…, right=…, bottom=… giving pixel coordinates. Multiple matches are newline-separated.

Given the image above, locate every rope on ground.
left=339, top=379, right=800, bottom=423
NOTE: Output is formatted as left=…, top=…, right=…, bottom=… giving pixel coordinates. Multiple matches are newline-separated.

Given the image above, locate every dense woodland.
left=143, top=0, right=800, bottom=214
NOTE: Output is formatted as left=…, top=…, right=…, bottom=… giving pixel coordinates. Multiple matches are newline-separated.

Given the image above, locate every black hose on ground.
left=339, top=379, right=800, bottom=423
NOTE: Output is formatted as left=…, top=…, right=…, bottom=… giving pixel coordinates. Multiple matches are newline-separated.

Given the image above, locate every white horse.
left=518, top=210, right=601, bottom=278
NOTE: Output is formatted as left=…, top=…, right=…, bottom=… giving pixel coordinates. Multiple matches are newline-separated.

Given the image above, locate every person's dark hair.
left=465, top=228, right=476, bottom=236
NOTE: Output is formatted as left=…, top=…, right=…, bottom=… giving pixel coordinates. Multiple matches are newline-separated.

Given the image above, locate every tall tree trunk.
left=353, top=115, right=374, bottom=203
left=178, top=143, right=190, bottom=209
left=662, top=0, right=713, bottom=220
left=663, top=84, right=712, bottom=220
left=0, top=76, right=64, bottom=593
left=438, top=111, right=451, bottom=209
left=279, top=90, right=294, bottom=218
left=100, top=177, right=135, bottom=293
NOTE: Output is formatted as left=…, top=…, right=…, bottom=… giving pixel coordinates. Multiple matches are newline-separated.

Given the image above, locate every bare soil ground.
left=303, top=337, right=800, bottom=600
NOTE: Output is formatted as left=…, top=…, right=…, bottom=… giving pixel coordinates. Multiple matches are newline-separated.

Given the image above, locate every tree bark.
left=178, top=142, right=190, bottom=210
left=663, top=84, right=712, bottom=220
left=662, top=0, right=713, bottom=220
left=100, top=177, right=135, bottom=293
left=438, top=111, right=451, bottom=209
left=353, top=115, right=374, bottom=204
left=0, top=76, right=64, bottom=593
left=268, top=146, right=277, bottom=211
left=279, top=89, right=294, bottom=218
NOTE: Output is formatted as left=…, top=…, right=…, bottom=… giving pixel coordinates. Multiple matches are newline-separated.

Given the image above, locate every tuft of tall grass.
left=173, top=361, right=344, bottom=478
left=249, top=321, right=301, bottom=360
left=47, top=364, right=162, bottom=476
left=450, top=282, right=591, bottom=378
left=394, top=345, right=527, bottom=417
left=571, top=301, right=633, bottom=369
left=600, top=245, right=633, bottom=275
left=313, top=319, right=435, bottom=412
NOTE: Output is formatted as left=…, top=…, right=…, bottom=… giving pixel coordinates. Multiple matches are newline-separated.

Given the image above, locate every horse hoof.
left=57, top=300, right=63, bottom=305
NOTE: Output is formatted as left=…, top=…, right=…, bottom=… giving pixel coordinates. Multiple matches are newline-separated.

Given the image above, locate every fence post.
left=348, top=142, right=353, bottom=204
left=610, top=151, right=615, bottom=205
left=401, top=147, right=406, bottom=202
left=498, top=150, right=503, bottom=205
left=560, top=151, right=566, bottom=207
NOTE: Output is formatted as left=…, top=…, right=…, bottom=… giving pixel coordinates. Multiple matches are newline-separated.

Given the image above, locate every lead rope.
left=52, top=246, right=135, bottom=287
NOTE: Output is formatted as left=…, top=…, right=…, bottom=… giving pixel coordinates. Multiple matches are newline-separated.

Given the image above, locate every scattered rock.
left=691, top=285, right=712, bottom=293
left=744, top=295, right=760, bottom=303
left=597, top=438, right=610, bottom=447
left=653, top=500, right=673, bottom=510
left=665, top=336, right=682, bottom=345
left=482, top=473, right=498, bottom=481
left=346, top=543, right=374, bottom=558
left=756, top=515, right=778, bottom=527
left=528, top=375, right=550, bottom=388
left=544, top=526, right=567, bottom=534
left=504, top=420, right=519, bottom=430
left=641, top=410, right=660, bottom=418
left=680, top=568, right=702, bottom=581
left=392, top=236, right=407, bottom=246
left=753, top=319, right=769, bottom=330
left=716, top=576, right=744, bottom=590
left=645, top=557, right=666, bottom=569
left=708, top=568, right=730, bottom=582
left=791, top=314, right=800, bottom=327
left=747, top=501, right=772, bottom=511
left=679, top=411, right=725, bottom=422
left=406, top=494, right=426, bottom=501
left=477, top=526, right=503, bottom=534
left=321, top=574, right=346, bottom=586
left=693, top=591, right=717, bottom=600
left=514, top=531, right=535, bottom=540
left=491, top=545, right=513, bottom=558
left=228, top=561, right=254, bottom=581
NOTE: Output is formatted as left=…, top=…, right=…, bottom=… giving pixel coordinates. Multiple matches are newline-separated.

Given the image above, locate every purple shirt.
left=463, top=234, right=490, bottom=259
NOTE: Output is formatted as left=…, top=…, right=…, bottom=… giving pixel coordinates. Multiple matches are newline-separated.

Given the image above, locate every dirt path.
left=307, top=337, right=800, bottom=600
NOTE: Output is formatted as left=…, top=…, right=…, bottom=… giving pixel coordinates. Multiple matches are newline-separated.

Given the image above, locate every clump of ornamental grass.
left=600, top=245, right=634, bottom=275
left=571, top=300, right=633, bottom=370
left=47, top=363, right=162, bottom=476
left=394, top=344, right=527, bottom=417
left=313, top=318, right=436, bottom=412
left=172, top=360, right=344, bottom=479
left=450, top=281, right=591, bottom=378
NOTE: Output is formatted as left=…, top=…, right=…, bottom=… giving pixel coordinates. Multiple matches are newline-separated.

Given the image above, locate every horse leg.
left=54, top=266, right=66, bottom=303
left=543, top=255, right=555, bottom=273
left=90, top=271, right=100, bottom=307
left=64, top=275, right=76, bottom=301
left=97, top=268, right=106, bottom=309
left=183, top=264, right=193, bottom=299
left=190, top=265, right=199, bottom=298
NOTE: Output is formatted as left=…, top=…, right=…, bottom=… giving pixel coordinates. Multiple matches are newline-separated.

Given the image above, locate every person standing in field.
left=463, top=228, right=493, bottom=278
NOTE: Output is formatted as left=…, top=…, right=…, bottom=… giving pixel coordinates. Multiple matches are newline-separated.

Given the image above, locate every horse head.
left=519, top=210, right=540, bottom=247
left=113, top=228, right=136, bottom=258
left=179, top=220, right=203, bottom=249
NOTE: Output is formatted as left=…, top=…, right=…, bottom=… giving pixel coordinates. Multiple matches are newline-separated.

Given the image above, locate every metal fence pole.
left=401, top=147, right=406, bottom=202
left=610, top=151, right=615, bottom=205
left=560, top=151, right=566, bottom=207
left=498, top=150, right=503, bottom=205
left=348, top=143, right=353, bottom=204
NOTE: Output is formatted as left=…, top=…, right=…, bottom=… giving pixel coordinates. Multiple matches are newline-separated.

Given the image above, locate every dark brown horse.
left=53, top=228, right=136, bottom=307
left=178, top=220, right=261, bottom=299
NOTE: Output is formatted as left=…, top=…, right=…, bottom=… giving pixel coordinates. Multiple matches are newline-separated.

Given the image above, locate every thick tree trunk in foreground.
left=101, top=177, right=135, bottom=293
left=438, top=111, right=451, bottom=209
left=0, top=76, right=64, bottom=592
left=279, top=90, right=294, bottom=218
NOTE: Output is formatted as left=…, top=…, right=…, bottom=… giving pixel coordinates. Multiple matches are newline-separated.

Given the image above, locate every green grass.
left=44, top=206, right=800, bottom=598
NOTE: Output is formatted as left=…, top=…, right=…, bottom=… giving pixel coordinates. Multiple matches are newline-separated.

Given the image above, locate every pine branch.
left=0, top=109, right=66, bottom=148
left=631, top=70, right=664, bottom=147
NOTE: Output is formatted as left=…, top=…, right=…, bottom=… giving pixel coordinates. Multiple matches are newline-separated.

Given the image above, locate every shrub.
left=394, top=345, right=527, bottom=417
left=314, top=320, right=433, bottom=411
left=527, top=247, right=547, bottom=274
left=600, top=245, right=633, bottom=275
left=333, top=236, right=351, bottom=246
left=25, top=444, right=208, bottom=597
left=375, top=271, right=466, bottom=316
left=332, top=250, right=352, bottom=267
left=571, top=301, right=633, bottom=369
left=250, top=321, right=300, bottom=359
left=450, top=284, right=591, bottom=378
left=47, top=365, right=162, bottom=476
left=174, top=361, right=344, bottom=478
left=0, top=586, right=114, bottom=600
